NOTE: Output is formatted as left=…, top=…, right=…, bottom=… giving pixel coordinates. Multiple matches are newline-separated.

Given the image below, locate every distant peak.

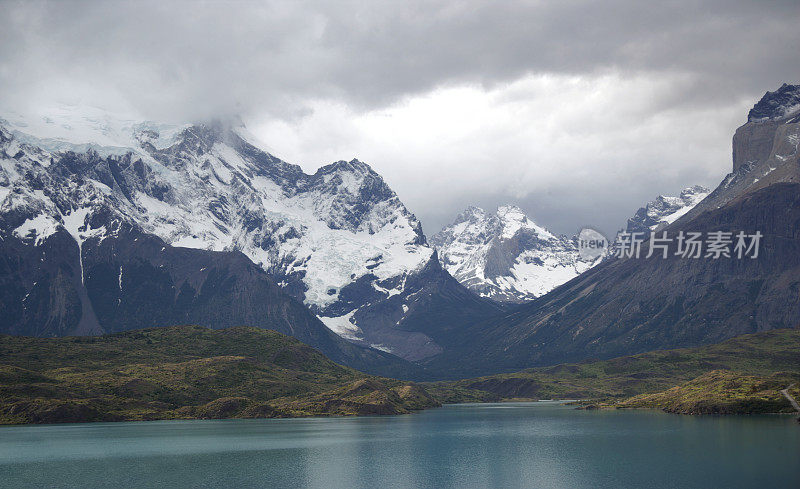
left=495, top=205, right=538, bottom=229
left=680, top=185, right=711, bottom=198
left=747, top=83, right=800, bottom=122
left=451, top=206, right=486, bottom=225
left=496, top=204, right=524, bottom=216
left=315, top=158, right=376, bottom=177
left=625, top=184, right=711, bottom=234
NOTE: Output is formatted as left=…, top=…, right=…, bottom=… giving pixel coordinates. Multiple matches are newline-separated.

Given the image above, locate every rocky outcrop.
left=747, top=83, right=800, bottom=122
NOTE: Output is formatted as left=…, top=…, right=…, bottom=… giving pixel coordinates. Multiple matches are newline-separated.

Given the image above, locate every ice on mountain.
left=62, top=207, right=106, bottom=284
left=319, top=310, right=362, bottom=341
left=13, top=213, right=60, bottom=246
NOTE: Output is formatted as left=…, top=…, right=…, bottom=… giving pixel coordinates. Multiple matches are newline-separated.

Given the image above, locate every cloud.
left=1, top=0, right=798, bottom=234
left=3, top=0, right=798, bottom=117
left=250, top=72, right=748, bottom=236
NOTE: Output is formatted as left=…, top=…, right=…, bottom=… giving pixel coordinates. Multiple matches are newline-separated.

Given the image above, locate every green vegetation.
left=0, top=325, right=439, bottom=425
left=2, top=326, right=798, bottom=424
left=614, top=370, right=800, bottom=414
left=428, top=328, right=800, bottom=414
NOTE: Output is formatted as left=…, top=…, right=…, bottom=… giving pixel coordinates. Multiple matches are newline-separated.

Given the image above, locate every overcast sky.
left=2, top=0, right=799, bottom=237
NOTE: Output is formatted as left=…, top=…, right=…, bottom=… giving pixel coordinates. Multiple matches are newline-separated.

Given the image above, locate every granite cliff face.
left=680, top=83, right=800, bottom=225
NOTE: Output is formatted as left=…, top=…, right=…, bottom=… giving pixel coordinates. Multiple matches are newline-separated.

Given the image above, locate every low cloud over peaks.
left=2, top=0, right=798, bottom=234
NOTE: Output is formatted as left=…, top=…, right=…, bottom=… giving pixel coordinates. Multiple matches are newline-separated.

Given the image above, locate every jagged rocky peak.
left=432, top=205, right=552, bottom=247
left=625, top=185, right=711, bottom=234
left=308, top=158, right=425, bottom=239
left=454, top=205, right=488, bottom=224
left=747, top=83, right=800, bottom=122
left=432, top=205, right=598, bottom=303
left=494, top=204, right=548, bottom=238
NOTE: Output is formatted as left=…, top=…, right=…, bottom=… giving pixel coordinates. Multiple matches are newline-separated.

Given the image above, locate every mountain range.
left=0, top=107, right=500, bottom=374
left=1, top=83, right=797, bottom=381
left=422, top=83, right=800, bottom=377
left=430, top=185, right=713, bottom=303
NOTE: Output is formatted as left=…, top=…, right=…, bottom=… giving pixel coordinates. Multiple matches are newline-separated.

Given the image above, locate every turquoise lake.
left=1, top=402, right=798, bottom=488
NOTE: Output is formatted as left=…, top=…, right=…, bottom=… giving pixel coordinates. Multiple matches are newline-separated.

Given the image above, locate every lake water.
left=0, top=402, right=798, bottom=488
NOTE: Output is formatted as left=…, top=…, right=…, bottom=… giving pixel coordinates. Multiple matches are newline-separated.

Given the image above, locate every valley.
left=1, top=85, right=799, bottom=418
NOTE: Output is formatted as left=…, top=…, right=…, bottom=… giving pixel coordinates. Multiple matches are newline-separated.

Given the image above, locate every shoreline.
left=4, top=397, right=799, bottom=427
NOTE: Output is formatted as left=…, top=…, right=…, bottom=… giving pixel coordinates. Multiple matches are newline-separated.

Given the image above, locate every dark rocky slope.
left=0, top=217, right=424, bottom=379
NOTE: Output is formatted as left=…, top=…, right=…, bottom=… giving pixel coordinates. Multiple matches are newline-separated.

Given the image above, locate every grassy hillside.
left=428, top=328, right=800, bottom=407
left=614, top=370, right=800, bottom=414
left=0, top=325, right=439, bottom=424
left=3, top=326, right=797, bottom=424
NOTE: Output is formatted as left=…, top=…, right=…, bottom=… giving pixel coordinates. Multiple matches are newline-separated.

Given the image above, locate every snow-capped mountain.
left=431, top=205, right=599, bottom=303
left=624, top=185, right=711, bottom=234
left=0, top=106, right=499, bottom=361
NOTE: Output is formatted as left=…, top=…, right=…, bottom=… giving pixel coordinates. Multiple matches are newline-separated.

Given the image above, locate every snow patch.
left=370, top=343, right=393, bottom=353
left=13, top=213, right=59, bottom=246
left=62, top=208, right=106, bottom=284
left=318, top=311, right=362, bottom=340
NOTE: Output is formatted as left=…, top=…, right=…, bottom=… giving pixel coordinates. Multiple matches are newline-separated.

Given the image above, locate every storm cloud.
left=2, top=0, right=799, bottom=235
